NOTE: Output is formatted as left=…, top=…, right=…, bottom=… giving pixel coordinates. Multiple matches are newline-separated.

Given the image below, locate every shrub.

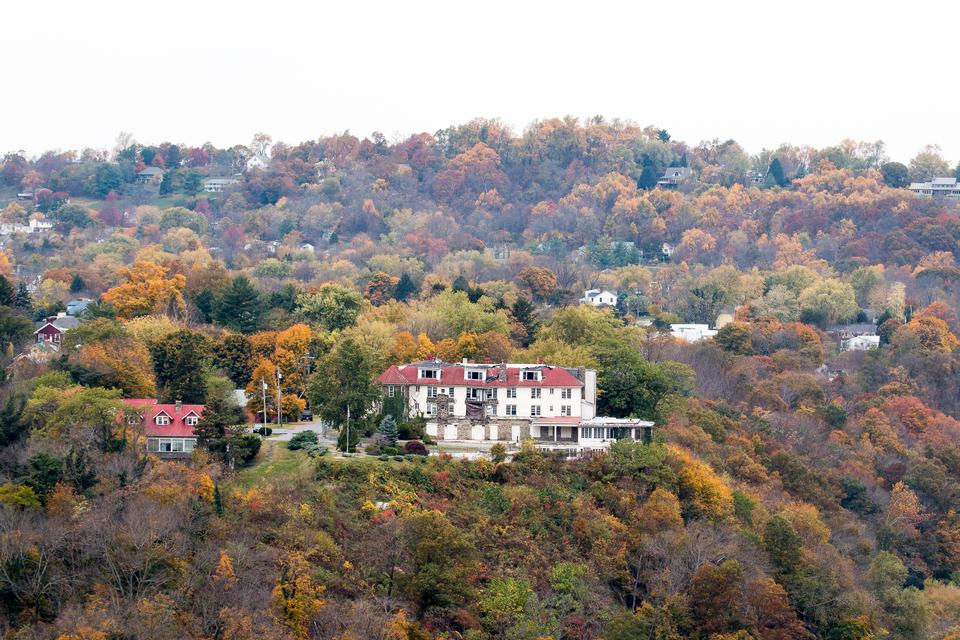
left=288, top=430, right=319, bottom=450
left=490, top=442, right=507, bottom=463
left=404, top=440, right=429, bottom=456
left=253, top=426, right=273, bottom=436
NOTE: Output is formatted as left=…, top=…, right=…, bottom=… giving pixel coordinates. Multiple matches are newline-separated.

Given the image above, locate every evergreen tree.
left=195, top=379, right=249, bottom=463
left=638, top=157, right=659, bottom=190
left=213, top=483, right=224, bottom=516
left=394, top=272, right=417, bottom=302
left=336, top=421, right=360, bottom=452
left=150, top=330, right=210, bottom=404
left=215, top=276, right=262, bottom=334
left=379, top=414, right=398, bottom=447
left=328, top=230, right=338, bottom=244
left=0, top=275, right=15, bottom=306
left=69, top=274, right=85, bottom=294
left=13, top=281, right=30, bottom=309
left=768, top=158, right=788, bottom=187
left=510, top=297, right=540, bottom=347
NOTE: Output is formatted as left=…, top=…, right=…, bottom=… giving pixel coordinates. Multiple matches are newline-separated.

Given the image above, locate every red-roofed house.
left=377, top=359, right=627, bottom=448
left=122, top=398, right=204, bottom=458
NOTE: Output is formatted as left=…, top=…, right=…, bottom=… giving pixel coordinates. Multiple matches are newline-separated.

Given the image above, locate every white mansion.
left=379, top=359, right=653, bottom=453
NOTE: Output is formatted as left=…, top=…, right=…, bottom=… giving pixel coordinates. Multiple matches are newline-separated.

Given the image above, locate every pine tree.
left=638, top=157, right=659, bottom=190
left=215, top=276, right=262, bottom=334
left=394, top=272, right=417, bottom=302
left=69, top=274, right=85, bottom=294
left=769, top=158, right=788, bottom=187
left=379, top=414, right=398, bottom=447
left=13, top=281, right=30, bottom=309
left=213, top=483, right=224, bottom=516
left=510, top=297, right=540, bottom=347
left=0, top=276, right=15, bottom=306
left=194, top=382, right=244, bottom=460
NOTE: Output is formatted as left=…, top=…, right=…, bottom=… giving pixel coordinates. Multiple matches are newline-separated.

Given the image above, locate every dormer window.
left=419, top=368, right=439, bottom=380
left=126, top=415, right=140, bottom=425
left=155, top=415, right=171, bottom=426
left=185, top=416, right=199, bottom=426
left=521, top=370, right=540, bottom=381
left=465, top=369, right=483, bottom=380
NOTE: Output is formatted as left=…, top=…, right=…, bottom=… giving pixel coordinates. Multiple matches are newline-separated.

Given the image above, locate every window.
left=467, top=388, right=484, bottom=400
left=388, top=385, right=395, bottom=397
left=427, top=387, right=438, bottom=398
left=486, top=404, right=495, bottom=416
left=155, top=415, right=170, bottom=426
left=171, top=440, right=184, bottom=452
left=521, top=370, right=539, bottom=381
left=466, top=370, right=483, bottom=380
left=185, top=416, right=199, bottom=426
left=485, top=389, right=495, bottom=399
left=506, top=388, right=517, bottom=398
left=419, top=368, right=438, bottom=379
left=184, top=439, right=195, bottom=452
left=448, top=402, right=455, bottom=414
left=531, top=388, right=541, bottom=399
left=425, top=403, right=436, bottom=417
left=159, top=439, right=172, bottom=452
left=506, top=404, right=517, bottom=416
left=126, top=415, right=140, bottom=425
left=530, top=405, right=541, bottom=417
left=561, top=388, right=572, bottom=399
left=147, top=438, right=159, bottom=452
left=561, top=405, right=572, bottom=416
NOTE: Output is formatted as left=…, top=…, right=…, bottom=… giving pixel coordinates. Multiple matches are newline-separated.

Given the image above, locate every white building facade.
left=379, top=360, right=653, bottom=453
left=580, top=289, right=618, bottom=307
left=670, top=323, right=718, bottom=342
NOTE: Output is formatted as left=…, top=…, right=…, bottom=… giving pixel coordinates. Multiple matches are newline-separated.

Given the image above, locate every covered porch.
left=532, top=417, right=582, bottom=444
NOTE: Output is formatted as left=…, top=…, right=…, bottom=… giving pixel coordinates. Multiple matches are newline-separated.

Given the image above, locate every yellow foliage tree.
left=102, top=261, right=186, bottom=319
left=272, top=552, right=325, bottom=639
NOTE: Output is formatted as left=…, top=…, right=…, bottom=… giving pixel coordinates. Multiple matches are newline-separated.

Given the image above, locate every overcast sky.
left=5, top=0, right=958, bottom=163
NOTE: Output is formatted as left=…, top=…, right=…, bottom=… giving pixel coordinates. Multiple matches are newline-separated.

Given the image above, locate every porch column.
left=553, top=426, right=557, bottom=442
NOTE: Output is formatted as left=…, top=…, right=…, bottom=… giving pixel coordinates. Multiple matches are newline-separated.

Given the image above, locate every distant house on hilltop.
left=136, top=167, right=164, bottom=184
left=670, top=323, right=717, bottom=343
left=122, top=399, right=204, bottom=458
left=841, top=335, right=880, bottom=351
left=66, top=298, right=93, bottom=317
left=657, top=167, right=693, bottom=189
left=909, top=177, right=960, bottom=199
left=34, top=312, right=79, bottom=350
left=246, top=154, right=270, bottom=172
left=580, top=289, right=617, bottom=307
left=203, top=177, right=241, bottom=193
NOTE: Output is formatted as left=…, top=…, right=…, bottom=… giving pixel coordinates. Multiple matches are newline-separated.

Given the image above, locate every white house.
left=909, top=177, right=960, bottom=199
left=203, top=177, right=241, bottom=193
left=657, top=167, right=693, bottom=189
left=670, top=323, right=718, bottom=343
left=136, top=167, right=164, bottom=184
left=841, top=335, right=880, bottom=351
left=580, top=289, right=617, bottom=307
left=661, top=243, right=674, bottom=258
left=246, top=154, right=270, bottom=172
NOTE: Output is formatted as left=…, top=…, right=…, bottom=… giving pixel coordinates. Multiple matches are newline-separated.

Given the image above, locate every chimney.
left=175, top=400, right=182, bottom=413
left=462, top=357, right=469, bottom=365
left=498, top=363, right=507, bottom=382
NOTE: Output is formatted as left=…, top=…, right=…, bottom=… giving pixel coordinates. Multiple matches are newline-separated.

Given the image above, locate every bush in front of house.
left=403, top=440, right=429, bottom=456
left=288, top=430, right=319, bottom=451
left=253, top=426, right=273, bottom=436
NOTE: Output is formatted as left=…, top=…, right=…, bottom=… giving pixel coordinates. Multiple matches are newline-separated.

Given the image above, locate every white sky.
left=4, top=0, right=959, bottom=163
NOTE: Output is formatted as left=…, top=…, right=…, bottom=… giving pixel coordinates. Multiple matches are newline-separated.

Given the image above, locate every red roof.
left=377, top=363, right=584, bottom=388
left=122, top=398, right=204, bottom=438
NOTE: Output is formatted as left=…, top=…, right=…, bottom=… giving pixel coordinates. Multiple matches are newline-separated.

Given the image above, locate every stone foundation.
left=426, top=419, right=532, bottom=441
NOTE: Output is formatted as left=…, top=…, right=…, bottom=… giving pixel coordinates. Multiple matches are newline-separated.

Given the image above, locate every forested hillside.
left=2, top=119, right=960, bottom=639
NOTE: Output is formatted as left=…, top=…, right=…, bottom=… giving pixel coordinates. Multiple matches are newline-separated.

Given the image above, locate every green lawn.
left=227, top=440, right=315, bottom=492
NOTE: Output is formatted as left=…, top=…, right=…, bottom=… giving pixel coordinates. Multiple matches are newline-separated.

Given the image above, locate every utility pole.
left=276, top=366, right=283, bottom=430
left=346, top=404, right=350, bottom=454
left=261, top=378, right=268, bottom=428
